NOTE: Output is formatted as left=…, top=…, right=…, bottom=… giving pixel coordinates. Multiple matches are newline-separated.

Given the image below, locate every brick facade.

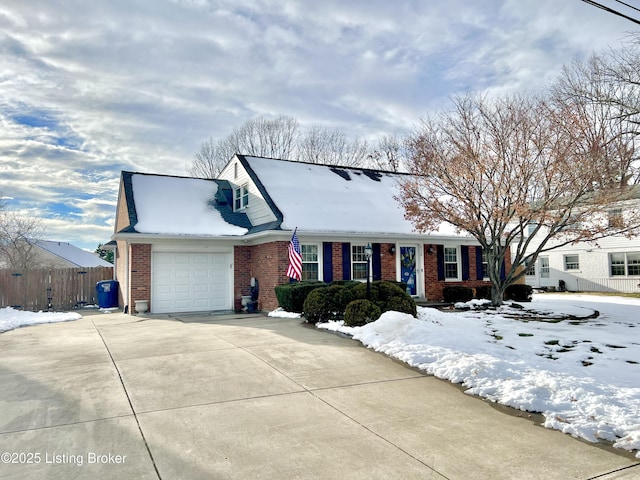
left=234, top=242, right=289, bottom=312
left=423, top=244, right=513, bottom=302
left=129, top=243, right=151, bottom=312
left=379, top=243, right=397, bottom=281
left=121, top=240, right=513, bottom=314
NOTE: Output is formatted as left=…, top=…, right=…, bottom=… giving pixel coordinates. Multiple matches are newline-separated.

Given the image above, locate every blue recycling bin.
left=96, top=280, right=119, bottom=308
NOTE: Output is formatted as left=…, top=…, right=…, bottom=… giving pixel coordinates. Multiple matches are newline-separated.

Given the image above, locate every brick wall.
left=332, top=243, right=343, bottom=280
left=379, top=243, right=396, bottom=281
left=233, top=245, right=252, bottom=311
left=129, top=243, right=151, bottom=312
left=249, top=241, right=289, bottom=311
left=424, top=244, right=513, bottom=302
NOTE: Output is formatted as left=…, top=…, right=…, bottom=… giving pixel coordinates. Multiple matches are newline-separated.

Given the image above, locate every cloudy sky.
left=0, top=0, right=638, bottom=251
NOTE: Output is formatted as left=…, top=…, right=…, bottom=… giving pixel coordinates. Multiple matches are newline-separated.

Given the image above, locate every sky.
left=0, top=0, right=639, bottom=251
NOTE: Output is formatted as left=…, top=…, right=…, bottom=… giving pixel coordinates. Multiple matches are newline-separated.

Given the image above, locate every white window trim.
left=351, top=244, right=371, bottom=282
left=563, top=254, right=580, bottom=272
left=481, top=249, right=489, bottom=280
left=300, top=243, right=322, bottom=282
left=443, top=245, right=461, bottom=281
left=234, top=184, right=249, bottom=211
left=610, top=252, right=640, bottom=277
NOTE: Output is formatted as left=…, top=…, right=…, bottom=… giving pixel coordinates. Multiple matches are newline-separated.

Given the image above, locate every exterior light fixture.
left=365, top=243, right=373, bottom=299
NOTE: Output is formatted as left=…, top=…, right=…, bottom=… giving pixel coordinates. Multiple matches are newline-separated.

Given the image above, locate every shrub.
left=303, top=284, right=355, bottom=323
left=274, top=281, right=325, bottom=313
left=324, top=284, right=355, bottom=314
left=384, top=295, right=417, bottom=317
left=344, top=299, right=382, bottom=327
left=505, top=284, right=533, bottom=302
left=353, top=280, right=416, bottom=317
left=303, top=288, right=331, bottom=324
left=474, top=285, right=493, bottom=300
left=443, top=286, right=473, bottom=303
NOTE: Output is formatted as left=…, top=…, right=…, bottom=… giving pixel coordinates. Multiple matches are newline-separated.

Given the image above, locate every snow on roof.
left=244, top=156, right=459, bottom=236
left=131, top=174, right=247, bottom=236
left=37, top=240, right=112, bottom=267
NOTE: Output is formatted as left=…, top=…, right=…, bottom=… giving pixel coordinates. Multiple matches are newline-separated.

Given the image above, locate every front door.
left=399, top=246, right=417, bottom=295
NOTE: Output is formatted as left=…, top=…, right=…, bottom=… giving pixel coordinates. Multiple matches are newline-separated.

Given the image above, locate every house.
left=523, top=231, right=640, bottom=294
left=112, top=155, right=505, bottom=314
left=0, top=240, right=113, bottom=269
left=522, top=193, right=640, bottom=293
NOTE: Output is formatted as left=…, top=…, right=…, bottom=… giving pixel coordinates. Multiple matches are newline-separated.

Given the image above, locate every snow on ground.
left=0, top=307, right=81, bottom=333
left=308, top=293, right=640, bottom=457
left=267, top=307, right=302, bottom=319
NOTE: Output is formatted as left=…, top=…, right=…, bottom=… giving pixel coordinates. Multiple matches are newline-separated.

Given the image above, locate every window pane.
left=352, top=245, right=367, bottom=262
left=540, top=257, right=550, bottom=278
left=445, top=263, right=458, bottom=279
left=608, top=209, right=623, bottom=228
left=352, top=263, right=367, bottom=280
left=525, top=260, right=535, bottom=276
left=627, top=253, right=640, bottom=276
left=301, top=244, right=318, bottom=262
left=234, top=188, right=241, bottom=210
left=610, top=253, right=625, bottom=276
left=241, top=185, right=249, bottom=208
left=301, top=263, right=318, bottom=281
left=564, top=255, right=579, bottom=271
left=444, top=247, right=457, bottom=263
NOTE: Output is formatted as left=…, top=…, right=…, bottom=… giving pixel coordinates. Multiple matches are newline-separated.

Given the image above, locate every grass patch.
left=518, top=333, right=534, bottom=337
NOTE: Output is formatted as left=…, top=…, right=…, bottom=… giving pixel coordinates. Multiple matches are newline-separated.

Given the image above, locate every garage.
left=152, top=252, right=232, bottom=313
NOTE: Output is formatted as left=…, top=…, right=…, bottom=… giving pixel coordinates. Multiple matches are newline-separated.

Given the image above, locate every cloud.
left=0, top=0, right=637, bottom=249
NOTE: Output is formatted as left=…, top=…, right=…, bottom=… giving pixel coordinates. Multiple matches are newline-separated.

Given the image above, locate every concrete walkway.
left=0, top=311, right=638, bottom=480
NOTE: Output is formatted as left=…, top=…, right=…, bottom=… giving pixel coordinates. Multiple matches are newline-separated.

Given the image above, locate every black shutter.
left=461, top=246, right=470, bottom=281
left=436, top=245, right=445, bottom=281
left=323, top=242, right=333, bottom=283
left=500, top=260, right=506, bottom=280
left=342, top=243, right=351, bottom=280
left=476, top=246, right=484, bottom=280
left=372, top=243, right=382, bottom=280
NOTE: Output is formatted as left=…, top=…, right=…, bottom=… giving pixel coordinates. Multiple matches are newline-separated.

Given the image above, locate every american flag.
left=286, top=229, right=302, bottom=281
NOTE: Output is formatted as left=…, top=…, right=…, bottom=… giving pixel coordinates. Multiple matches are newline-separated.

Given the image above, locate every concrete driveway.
left=0, top=312, right=638, bottom=480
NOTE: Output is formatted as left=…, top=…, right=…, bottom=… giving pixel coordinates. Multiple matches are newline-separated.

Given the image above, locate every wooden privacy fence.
left=0, top=266, right=115, bottom=312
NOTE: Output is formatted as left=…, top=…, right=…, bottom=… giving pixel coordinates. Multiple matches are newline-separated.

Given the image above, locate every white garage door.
left=152, top=252, right=232, bottom=313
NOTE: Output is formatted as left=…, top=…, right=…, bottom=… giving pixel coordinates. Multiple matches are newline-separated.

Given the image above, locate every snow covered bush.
left=344, top=299, right=381, bottom=326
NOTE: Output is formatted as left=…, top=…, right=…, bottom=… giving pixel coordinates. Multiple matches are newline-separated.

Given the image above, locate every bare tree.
left=297, top=126, right=369, bottom=167
left=367, top=133, right=408, bottom=172
left=190, top=115, right=300, bottom=178
left=553, top=54, right=639, bottom=186
left=398, top=93, right=640, bottom=306
left=0, top=210, right=47, bottom=269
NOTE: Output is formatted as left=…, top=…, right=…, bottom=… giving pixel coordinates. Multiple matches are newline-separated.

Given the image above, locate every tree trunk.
left=491, top=284, right=504, bottom=307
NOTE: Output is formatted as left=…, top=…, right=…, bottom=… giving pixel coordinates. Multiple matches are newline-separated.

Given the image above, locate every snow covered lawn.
left=0, top=307, right=81, bottom=333
left=314, top=293, right=640, bottom=457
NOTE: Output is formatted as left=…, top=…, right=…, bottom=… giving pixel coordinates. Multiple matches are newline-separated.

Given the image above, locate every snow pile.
left=268, top=308, right=302, bottom=319
left=316, top=294, right=640, bottom=457
left=0, top=307, right=81, bottom=333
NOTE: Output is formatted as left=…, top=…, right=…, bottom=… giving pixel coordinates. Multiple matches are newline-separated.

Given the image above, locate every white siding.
left=522, top=228, right=640, bottom=293
left=218, top=157, right=278, bottom=226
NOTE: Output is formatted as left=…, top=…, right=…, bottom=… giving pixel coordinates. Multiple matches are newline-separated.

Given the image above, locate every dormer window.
left=234, top=184, right=249, bottom=210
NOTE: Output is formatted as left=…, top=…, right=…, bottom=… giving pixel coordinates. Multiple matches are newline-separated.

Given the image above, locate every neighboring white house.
left=522, top=207, right=640, bottom=293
